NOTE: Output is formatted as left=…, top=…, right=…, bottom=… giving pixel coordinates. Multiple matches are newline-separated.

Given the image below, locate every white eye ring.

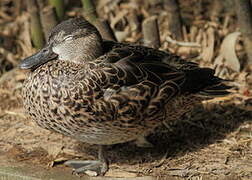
left=63, top=36, right=73, bottom=41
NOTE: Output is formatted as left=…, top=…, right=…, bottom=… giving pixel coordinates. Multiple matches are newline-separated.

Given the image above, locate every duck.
left=20, top=17, right=230, bottom=176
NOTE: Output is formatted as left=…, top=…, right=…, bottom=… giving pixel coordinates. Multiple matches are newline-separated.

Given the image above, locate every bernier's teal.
left=20, top=17, right=230, bottom=176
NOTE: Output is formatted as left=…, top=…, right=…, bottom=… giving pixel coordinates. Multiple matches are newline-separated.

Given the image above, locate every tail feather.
left=181, top=67, right=232, bottom=97
left=198, top=79, right=232, bottom=97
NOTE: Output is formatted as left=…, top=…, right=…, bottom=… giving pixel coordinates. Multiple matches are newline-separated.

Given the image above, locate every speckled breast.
left=21, top=61, right=154, bottom=145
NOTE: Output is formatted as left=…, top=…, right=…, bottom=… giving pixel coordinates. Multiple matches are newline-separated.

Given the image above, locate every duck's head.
left=20, top=17, right=103, bottom=70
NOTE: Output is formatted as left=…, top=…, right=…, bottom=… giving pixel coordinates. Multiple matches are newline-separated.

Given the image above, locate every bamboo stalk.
left=48, top=0, right=64, bottom=20
left=94, top=19, right=117, bottom=41
left=81, top=0, right=98, bottom=23
left=164, top=0, right=183, bottom=40
left=81, top=0, right=116, bottom=41
left=36, top=0, right=45, bottom=10
left=142, top=16, right=161, bottom=48
left=26, top=0, right=44, bottom=49
left=40, top=5, right=58, bottom=41
left=234, top=0, right=252, bottom=68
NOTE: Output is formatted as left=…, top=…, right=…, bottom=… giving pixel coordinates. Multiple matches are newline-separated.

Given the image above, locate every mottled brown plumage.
left=20, top=17, right=230, bottom=176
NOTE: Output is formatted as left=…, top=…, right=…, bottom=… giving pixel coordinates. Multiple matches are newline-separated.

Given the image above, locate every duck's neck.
left=75, top=42, right=103, bottom=64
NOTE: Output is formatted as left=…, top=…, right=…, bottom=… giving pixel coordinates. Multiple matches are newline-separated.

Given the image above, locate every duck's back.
left=101, top=40, right=229, bottom=96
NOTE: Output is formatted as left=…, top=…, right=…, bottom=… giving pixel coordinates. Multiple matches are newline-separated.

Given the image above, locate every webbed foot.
left=64, top=159, right=108, bottom=176
left=64, top=145, right=108, bottom=176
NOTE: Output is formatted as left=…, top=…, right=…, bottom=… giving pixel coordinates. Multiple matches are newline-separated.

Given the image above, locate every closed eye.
left=63, top=35, right=73, bottom=41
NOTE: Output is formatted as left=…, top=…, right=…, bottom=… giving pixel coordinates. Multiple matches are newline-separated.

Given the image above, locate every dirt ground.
left=0, top=69, right=251, bottom=179
left=0, top=0, right=252, bottom=179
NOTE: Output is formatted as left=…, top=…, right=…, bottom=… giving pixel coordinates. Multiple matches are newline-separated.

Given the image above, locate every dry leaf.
left=115, top=30, right=130, bottom=42
left=215, top=32, right=241, bottom=72
left=110, top=10, right=128, bottom=29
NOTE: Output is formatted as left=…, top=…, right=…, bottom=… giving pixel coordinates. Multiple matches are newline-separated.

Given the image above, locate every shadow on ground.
left=79, top=103, right=251, bottom=165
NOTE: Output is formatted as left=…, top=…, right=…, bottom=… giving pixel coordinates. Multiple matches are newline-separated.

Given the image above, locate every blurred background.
left=0, top=0, right=251, bottom=179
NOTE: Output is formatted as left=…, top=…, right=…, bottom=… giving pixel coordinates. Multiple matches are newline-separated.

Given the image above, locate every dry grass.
left=0, top=0, right=251, bottom=179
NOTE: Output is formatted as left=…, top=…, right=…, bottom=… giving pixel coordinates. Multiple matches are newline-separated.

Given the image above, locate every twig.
left=0, top=47, right=17, bottom=66
left=153, top=151, right=169, bottom=168
left=166, top=36, right=201, bottom=47
left=165, top=36, right=201, bottom=47
left=4, top=111, right=27, bottom=118
left=142, top=16, right=161, bottom=48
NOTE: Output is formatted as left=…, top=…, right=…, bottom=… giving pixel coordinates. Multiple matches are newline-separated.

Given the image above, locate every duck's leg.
left=64, top=145, right=108, bottom=176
